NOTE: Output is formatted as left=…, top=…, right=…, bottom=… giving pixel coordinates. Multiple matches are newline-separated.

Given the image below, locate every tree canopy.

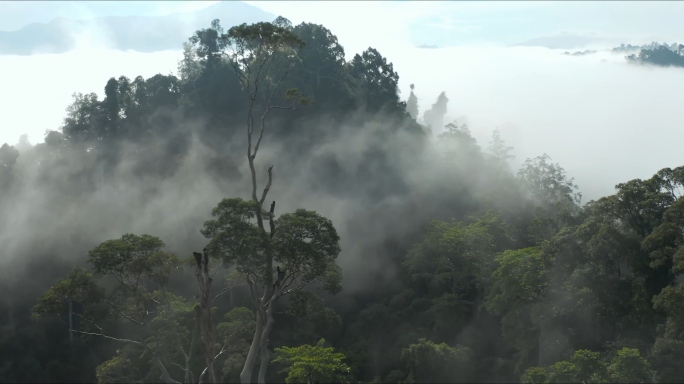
left=1, top=15, right=683, bottom=384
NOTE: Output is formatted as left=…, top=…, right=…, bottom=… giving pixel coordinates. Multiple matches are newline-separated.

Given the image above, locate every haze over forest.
left=1, top=1, right=684, bottom=383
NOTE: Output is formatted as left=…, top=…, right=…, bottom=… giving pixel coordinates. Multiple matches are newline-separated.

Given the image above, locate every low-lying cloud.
left=3, top=29, right=684, bottom=208
left=386, top=43, right=684, bottom=202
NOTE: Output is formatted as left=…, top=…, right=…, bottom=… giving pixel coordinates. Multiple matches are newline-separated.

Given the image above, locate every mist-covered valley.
left=1, top=3, right=684, bottom=384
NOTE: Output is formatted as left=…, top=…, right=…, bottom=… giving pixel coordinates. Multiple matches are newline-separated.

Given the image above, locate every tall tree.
left=488, top=128, right=514, bottom=163
left=423, top=91, right=448, bottom=130
left=32, top=234, right=192, bottom=384
left=406, top=83, right=419, bottom=120
left=273, top=338, right=351, bottom=384
left=349, top=47, right=401, bottom=113
left=206, top=18, right=340, bottom=384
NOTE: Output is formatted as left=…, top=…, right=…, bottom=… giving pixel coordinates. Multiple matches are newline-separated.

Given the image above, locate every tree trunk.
left=240, top=308, right=264, bottom=383
left=257, top=286, right=282, bottom=384
left=156, top=358, right=182, bottom=384
left=256, top=307, right=274, bottom=383
left=184, top=335, right=194, bottom=384
left=68, top=300, right=74, bottom=351
left=257, top=331, right=270, bottom=384
left=196, top=251, right=218, bottom=384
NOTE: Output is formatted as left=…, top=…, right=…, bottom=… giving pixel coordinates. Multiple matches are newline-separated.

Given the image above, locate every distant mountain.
left=560, top=42, right=684, bottom=69
left=0, top=2, right=275, bottom=55
left=562, top=49, right=598, bottom=56
left=512, top=33, right=603, bottom=49
left=416, top=44, right=439, bottom=49
left=0, top=1, right=180, bottom=31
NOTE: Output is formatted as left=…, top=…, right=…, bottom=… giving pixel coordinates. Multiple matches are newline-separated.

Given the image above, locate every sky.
left=1, top=1, right=684, bottom=201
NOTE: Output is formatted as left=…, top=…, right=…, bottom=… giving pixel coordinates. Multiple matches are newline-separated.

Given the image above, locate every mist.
left=5, top=42, right=684, bottom=202
left=3, top=34, right=683, bottom=278
left=0, top=48, right=181, bottom=146
left=2, top=8, right=684, bottom=382
left=389, top=44, right=684, bottom=202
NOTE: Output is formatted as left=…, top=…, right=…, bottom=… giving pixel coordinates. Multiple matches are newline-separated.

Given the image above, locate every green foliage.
left=201, top=198, right=266, bottom=274
left=273, top=339, right=351, bottom=384
left=517, top=154, right=582, bottom=243
left=423, top=91, right=448, bottom=130
left=202, top=199, right=342, bottom=294
left=223, top=19, right=305, bottom=96
left=87, top=233, right=180, bottom=287
left=284, top=87, right=312, bottom=107
left=217, top=307, right=256, bottom=382
left=404, top=215, right=502, bottom=296
left=547, top=360, right=579, bottom=383
left=571, top=349, right=607, bottom=382
left=486, top=247, right=545, bottom=314
left=273, top=209, right=342, bottom=292
left=285, top=291, right=343, bottom=344
left=349, top=47, right=401, bottom=112
left=485, top=247, right=545, bottom=372
left=523, top=347, right=654, bottom=384
left=32, top=267, right=104, bottom=320
left=521, top=366, right=548, bottom=384
left=488, top=128, right=515, bottom=162
left=7, top=13, right=684, bottom=384
left=607, top=348, right=655, bottom=383
left=406, top=84, right=418, bottom=119
left=518, top=154, right=581, bottom=208
left=627, top=44, right=684, bottom=67
left=400, top=338, right=474, bottom=383
left=0, top=142, right=20, bottom=191
left=524, top=350, right=608, bottom=384
left=95, top=345, right=144, bottom=384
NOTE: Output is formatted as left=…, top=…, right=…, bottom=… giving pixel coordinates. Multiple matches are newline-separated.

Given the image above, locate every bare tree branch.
left=102, top=299, right=145, bottom=325
left=259, top=166, right=273, bottom=206
left=71, top=329, right=181, bottom=384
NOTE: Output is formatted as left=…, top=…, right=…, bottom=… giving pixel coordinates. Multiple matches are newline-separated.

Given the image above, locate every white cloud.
left=3, top=0, right=684, bottom=203
left=0, top=48, right=181, bottom=146
left=388, top=45, right=684, bottom=201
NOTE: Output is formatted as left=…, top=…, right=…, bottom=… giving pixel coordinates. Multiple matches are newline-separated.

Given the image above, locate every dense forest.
left=1, top=17, right=683, bottom=384
left=565, top=41, right=684, bottom=68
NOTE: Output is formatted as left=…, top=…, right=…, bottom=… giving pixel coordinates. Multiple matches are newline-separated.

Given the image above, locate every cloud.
left=4, top=1, right=684, bottom=213
left=0, top=49, right=182, bottom=146
left=385, top=44, right=684, bottom=202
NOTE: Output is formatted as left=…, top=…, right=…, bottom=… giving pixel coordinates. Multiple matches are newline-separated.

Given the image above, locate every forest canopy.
left=1, top=16, right=683, bottom=384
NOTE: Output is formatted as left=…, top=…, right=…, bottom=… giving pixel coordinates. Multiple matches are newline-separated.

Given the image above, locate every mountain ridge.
left=0, top=2, right=275, bottom=55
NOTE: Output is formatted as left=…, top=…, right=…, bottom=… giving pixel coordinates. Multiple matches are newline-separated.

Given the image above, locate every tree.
left=32, top=234, right=198, bottom=384
left=189, top=19, right=228, bottom=70
left=406, top=84, right=419, bottom=120
left=521, top=367, right=548, bottom=384
left=292, top=23, right=346, bottom=93
left=400, top=338, right=474, bottom=383
left=201, top=201, right=342, bottom=384
left=31, top=267, right=104, bottom=350
left=422, top=91, right=448, bottom=130
left=349, top=47, right=401, bottom=113
left=177, top=41, right=202, bottom=84
left=203, top=18, right=339, bottom=384
left=0, top=143, right=20, bottom=192
left=606, top=348, right=655, bottom=383
left=61, top=92, right=103, bottom=145
left=273, top=338, right=351, bottom=384
left=216, top=307, right=256, bottom=382
left=522, top=347, right=652, bottom=384
left=485, top=247, right=547, bottom=372
left=517, top=154, right=582, bottom=243
left=626, top=45, right=684, bottom=67
left=518, top=154, right=581, bottom=209
left=488, top=128, right=514, bottom=163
